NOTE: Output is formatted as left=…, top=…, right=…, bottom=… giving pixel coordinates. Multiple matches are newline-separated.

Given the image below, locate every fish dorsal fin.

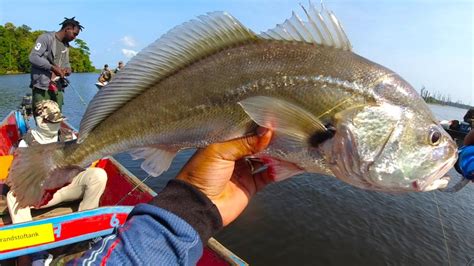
left=78, top=12, right=258, bottom=142
left=259, top=2, right=352, bottom=51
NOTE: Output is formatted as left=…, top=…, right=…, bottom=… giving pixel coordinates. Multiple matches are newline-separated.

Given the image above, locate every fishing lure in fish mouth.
left=7, top=2, right=458, bottom=208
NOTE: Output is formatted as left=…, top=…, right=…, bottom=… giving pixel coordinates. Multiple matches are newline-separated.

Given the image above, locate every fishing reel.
left=19, top=93, right=33, bottom=117
left=51, top=76, right=70, bottom=90
left=58, top=77, right=70, bottom=88
left=16, top=92, right=33, bottom=135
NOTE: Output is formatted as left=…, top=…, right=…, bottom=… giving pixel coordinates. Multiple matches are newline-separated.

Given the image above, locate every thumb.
left=213, top=128, right=272, bottom=161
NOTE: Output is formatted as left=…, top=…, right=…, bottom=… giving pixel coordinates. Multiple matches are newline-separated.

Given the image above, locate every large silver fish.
left=8, top=4, right=457, bottom=207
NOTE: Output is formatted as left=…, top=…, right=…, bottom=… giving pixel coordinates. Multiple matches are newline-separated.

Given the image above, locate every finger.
left=233, top=159, right=272, bottom=196
left=213, top=127, right=272, bottom=161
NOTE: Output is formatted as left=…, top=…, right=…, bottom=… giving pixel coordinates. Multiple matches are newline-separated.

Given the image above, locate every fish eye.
left=428, top=129, right=441, bottom=146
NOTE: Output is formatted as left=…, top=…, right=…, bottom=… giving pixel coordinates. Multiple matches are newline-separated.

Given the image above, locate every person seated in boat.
left=73, top=128, right=273, bottom=265
left=7, top=100, right=108, bottom=224
left=464, top=107, right=474, bottom=128
left=98, top=64, right=112, bottom=85
left=114, top=61, right=124, bottom=74
left=448, top=120, right=460, bottom=131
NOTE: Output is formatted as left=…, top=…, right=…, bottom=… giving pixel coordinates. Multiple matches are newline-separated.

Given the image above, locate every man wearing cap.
left=7, top=100, right=108, bottom=224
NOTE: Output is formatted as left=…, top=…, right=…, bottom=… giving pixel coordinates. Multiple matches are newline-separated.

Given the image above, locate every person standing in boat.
left=7, top=100, right=108, bottom=224
left=29, top=17, right=83, bottom=113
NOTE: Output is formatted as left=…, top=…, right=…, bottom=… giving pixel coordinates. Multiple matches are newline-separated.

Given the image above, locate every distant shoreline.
left=1, top=71, right=25, bottom=75
left=0, top=70, right=100, bottom=75
left=425, top=101, right=471, bottom=110
left=1, top=72, right=471, bottom=109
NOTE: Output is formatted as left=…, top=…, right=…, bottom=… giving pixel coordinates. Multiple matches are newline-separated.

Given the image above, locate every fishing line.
left=115, top=174, right=153, bottom=206
left=432, top=192, right=452, bottom=266
left=467, top=258, right=474, bottom=266
left=64, top=78, right=88, bottom=107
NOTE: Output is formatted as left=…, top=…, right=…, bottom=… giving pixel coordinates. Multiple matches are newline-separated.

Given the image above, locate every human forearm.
left=464, top=130, right=474, bottom=146
left=73, top=180, right=220, bottom=265
left=148, top=179, right=223, bottom=242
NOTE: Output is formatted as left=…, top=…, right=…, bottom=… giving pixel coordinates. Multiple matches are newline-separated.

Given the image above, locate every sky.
left=0, top=0, right=472, bottom=105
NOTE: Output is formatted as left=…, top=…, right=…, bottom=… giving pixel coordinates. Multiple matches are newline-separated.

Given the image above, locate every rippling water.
left=1, top=74, right=472, bottom=265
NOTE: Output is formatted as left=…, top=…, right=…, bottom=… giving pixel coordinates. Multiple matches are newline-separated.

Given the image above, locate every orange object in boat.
left=0, top=155, right=13, bottom=181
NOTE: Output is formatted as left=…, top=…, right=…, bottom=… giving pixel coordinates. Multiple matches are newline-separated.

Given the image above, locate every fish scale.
left=68, top=42, right=382, bottom=163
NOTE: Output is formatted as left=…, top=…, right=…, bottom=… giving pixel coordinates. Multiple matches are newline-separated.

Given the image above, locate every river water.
left=0, top=74, right=472, bottom=265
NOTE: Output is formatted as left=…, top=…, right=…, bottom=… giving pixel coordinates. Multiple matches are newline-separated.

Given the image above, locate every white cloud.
left=120, top=36, right=137, bottom=47
left=122, top=49, right=138, bottom=58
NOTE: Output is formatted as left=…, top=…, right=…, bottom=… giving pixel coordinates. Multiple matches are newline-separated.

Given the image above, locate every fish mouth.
left=413, top=158, right=457, bottom=191
left=412, top=175, right=450, bottom=191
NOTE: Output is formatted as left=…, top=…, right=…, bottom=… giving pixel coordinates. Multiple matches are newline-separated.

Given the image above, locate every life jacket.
left=459, top=145, right=474, bottom=180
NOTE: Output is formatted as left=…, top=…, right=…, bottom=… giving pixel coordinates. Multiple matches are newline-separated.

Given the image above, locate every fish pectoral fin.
left=238, top=96, right=330, bottom=147
left=129, top=146, right=179, bottom=177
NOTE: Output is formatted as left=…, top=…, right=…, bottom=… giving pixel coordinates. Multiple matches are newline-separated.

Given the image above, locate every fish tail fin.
left=7, top=141, right=83, bottom=208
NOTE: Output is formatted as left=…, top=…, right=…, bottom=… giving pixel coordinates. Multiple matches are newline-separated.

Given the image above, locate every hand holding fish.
left=177, top=128, right=273, bottom=226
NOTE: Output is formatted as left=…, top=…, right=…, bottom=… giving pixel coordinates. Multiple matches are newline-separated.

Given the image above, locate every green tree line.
left=0, top=22, right=95, bottom=74
left=420, top=86, right=471, bottom=109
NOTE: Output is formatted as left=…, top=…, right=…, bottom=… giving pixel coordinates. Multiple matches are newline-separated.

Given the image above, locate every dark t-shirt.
left=54, top=37, right=68, bottom=67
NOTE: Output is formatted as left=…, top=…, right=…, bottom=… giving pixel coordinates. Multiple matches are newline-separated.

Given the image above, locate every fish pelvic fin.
left=7, top=142, right=83, bottom=208
left=260, top=157, right=305, bottom=182
left=129, top=146, right=179, bottom=177
left=78, top=12, right=258, bottom=143
left=239, top=96, right=331, bottom=149
left=259, top=2, right=352, bottom=51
